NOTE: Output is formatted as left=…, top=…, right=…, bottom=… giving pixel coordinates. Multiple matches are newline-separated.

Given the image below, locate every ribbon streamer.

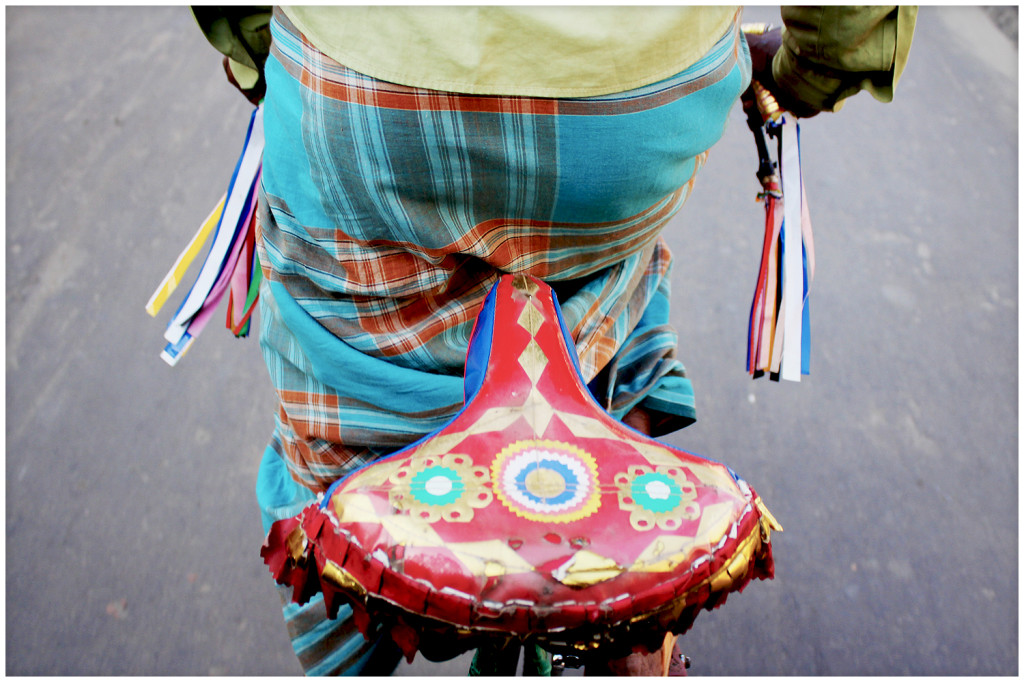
left=148, top=105, right=264, bottom=366
left=744, top=82, right=815, bottom=381
left=145, top=195, right=225, bottom=317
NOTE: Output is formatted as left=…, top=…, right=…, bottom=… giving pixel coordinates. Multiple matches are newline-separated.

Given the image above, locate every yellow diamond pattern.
left=517, top=300, right=544, bottom=336
left=518, top=338, right=548, bottom=385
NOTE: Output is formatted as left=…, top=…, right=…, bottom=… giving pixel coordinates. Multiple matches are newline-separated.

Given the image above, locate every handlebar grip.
left=740, top=22, right=784, bottom=124
left=750, top=81, right=782, bottom=124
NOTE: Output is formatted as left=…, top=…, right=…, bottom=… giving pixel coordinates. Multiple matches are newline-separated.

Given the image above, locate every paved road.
left=6, top=6, right=1017, bottom=676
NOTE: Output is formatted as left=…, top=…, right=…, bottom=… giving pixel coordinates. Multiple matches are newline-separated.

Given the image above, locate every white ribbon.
left=779, top=115, right=803, bottom=381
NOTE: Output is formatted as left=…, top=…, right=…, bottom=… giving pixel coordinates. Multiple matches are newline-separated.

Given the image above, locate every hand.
left=744, top=27, right=820, bottom=119
left=222, top=56, right=265, bottom=107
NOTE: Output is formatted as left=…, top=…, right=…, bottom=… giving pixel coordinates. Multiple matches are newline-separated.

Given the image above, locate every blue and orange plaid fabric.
left=254, top=9, right=751, bottom=673
left=256, top=8, right=750, bottom=493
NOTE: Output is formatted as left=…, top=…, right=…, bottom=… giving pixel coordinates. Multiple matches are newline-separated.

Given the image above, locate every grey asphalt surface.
left=6, top=6, right=1017, bottom=676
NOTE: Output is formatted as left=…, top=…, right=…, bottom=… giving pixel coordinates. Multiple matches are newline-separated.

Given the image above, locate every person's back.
left=192, top=5, right=917, bottom=675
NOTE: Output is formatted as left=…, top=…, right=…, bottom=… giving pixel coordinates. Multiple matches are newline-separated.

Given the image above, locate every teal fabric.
left=255, top=442, right=314, bottom=534
left=267, top=279, right=465, bottom=413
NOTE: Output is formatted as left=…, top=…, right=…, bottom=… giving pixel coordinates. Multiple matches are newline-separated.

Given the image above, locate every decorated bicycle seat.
left=262, top=274, right=781, bottom=662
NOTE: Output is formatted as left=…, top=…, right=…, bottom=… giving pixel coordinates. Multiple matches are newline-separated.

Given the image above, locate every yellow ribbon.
left=145, top=194, right=226, bottom=317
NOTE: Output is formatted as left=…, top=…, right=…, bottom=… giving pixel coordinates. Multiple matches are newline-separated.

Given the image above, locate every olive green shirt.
left=774, top=5, right=918, bottom=112
left=193, top=5, right=916, bottom=110
left=282, top=5, right=738, bottom=97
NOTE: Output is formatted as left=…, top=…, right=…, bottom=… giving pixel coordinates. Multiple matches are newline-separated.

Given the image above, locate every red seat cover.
left=262, top=274, right=780, bottom=661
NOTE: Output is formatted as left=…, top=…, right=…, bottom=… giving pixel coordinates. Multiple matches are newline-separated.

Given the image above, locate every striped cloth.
left=255, top=7, right=750, bottom=674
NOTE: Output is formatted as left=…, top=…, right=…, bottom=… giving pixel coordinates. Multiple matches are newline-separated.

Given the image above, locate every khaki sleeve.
left=772, top=5, right=918, bottom=113
left=191, top=7, right=273, bottom=89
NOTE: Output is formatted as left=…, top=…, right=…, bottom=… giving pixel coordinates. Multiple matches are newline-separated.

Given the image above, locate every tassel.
left=743, top=81, right=815, bottom=382
left=148, top=105, right=264, bottom=365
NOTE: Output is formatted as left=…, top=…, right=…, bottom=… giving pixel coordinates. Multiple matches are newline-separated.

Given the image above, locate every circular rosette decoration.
left=615, top=465, right=700, bottom=532
left=388, top=454, right=492, bottom=523
left=492, top=440, right=600, bottom=523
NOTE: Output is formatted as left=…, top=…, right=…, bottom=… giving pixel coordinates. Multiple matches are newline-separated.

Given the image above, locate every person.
left=192, top=5, right=916, bottom=676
